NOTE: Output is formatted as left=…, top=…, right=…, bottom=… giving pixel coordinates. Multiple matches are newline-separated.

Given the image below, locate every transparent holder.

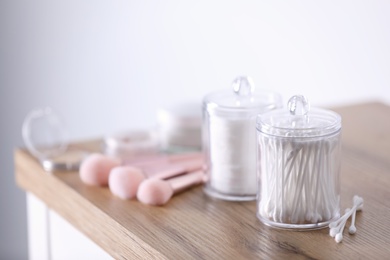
left=203, top=76, right=282, bottom=201
left=256, top=95, right=341, bottom=229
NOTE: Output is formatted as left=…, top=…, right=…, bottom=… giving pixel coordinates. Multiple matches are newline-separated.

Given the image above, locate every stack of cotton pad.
left=157, top=102, right=202, bottom=151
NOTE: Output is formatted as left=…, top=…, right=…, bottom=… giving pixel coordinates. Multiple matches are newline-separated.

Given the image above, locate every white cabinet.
left=27, top=193, right=112, bottom=260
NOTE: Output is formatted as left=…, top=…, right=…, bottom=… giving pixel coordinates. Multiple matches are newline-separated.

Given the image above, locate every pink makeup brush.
left=79, top=152, right=203, bottom=187
left=108, top=157, right=203, bottom=199
left=107, top=166, right=145, bottom=199
left=137, top=170, right=205, bottom=206
left=79, top=153, right=121, bottom=186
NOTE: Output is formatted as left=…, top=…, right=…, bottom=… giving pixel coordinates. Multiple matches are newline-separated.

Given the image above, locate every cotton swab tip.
left=329, top=227, right=338, bottom=237
left=80, top=153, right=120, bottom=186
left=353, top=195, right=364, bottom=207
left=108, top=166, right=145, bottom=199
left=348, top=225, right=357, bottom=234
left=137, top=179, right=173, bottom=206
left=335, top=233, right=343, bottom=243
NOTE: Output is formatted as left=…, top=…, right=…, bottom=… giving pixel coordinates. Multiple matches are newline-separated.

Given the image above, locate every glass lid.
left=22, top=107, right=88, bottom=172
left=22, top=107, right=68, bottom=160
left=203, top=76, right=282, bottom=113
left=257, top=95, right=341, bottom=137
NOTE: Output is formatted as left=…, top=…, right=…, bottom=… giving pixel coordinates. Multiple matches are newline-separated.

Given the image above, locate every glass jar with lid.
left=256, top=95, right=342, bottom=229
left=203, top=76, right=282, bottom=201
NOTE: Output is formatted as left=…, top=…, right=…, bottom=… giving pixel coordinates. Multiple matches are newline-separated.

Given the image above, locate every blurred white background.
left=1, top=1, right=390, bottom=259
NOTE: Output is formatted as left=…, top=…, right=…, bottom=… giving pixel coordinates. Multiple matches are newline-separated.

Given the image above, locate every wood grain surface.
left=15, top=102, right=390, bottom=259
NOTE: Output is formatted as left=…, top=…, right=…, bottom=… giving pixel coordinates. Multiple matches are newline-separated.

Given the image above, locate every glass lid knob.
left=232, top=76, right=255, bottom=97
left=288, top=95, right=310, bottom=116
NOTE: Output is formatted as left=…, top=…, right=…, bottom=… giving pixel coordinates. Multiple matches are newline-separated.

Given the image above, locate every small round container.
left=104, top=130, right=159, bottom=158
left=203, top=76, right=282, bottom=201
left=256, top=95, right=342, bottom=229
left=157, top=102, right=202, bottom=152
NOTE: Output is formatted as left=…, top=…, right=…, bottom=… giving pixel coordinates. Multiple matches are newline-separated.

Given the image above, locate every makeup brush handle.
left=168, top=152, right=203, bottom=162
left=147, top=158, right=204, bottom=180
left=123, top=152, right=203, bottom=167
left=168, top=170, right=205, bottom=194
left=122, top=153, right=203, bottom=168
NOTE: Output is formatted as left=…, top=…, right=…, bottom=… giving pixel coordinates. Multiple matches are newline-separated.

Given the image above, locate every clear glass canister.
left=203, top=76, right=282, bottom=201
left=256, top=95, right=342, bottom=229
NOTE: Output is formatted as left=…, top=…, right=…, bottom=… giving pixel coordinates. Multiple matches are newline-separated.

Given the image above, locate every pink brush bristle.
left=79, top=153, right=120, bottom=186
left=137, top=179, right=173, bottom=206
left=109, top=166, right=145, bottom=199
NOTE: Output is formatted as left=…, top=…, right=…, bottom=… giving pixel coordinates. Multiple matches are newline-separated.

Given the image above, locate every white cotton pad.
left=79, top=153, right=120, bottom=186
left=108, top=166, right=145, bottom=199
left=137, top=179, right=173, bottom=206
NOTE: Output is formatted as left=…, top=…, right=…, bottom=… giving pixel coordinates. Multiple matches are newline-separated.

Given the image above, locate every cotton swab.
left=329, top=195, right=363, bottom=243
left=137, top=170, right=205, bottom=206
left=258, top=136, right=340, bottom=225
left=348, top=209, right=357, bottom=235
left=334, top=208, right=351, bottom=243
left=348, top=196, right=363, bottom=237
left=335, top=219, right=347, bottom=243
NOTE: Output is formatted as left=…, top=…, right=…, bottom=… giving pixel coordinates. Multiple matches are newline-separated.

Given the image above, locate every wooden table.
left=15, top=102, right=390, bottom=259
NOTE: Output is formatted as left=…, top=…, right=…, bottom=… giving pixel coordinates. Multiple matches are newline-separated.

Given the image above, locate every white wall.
left=1, top=1, right=390, bottom=259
